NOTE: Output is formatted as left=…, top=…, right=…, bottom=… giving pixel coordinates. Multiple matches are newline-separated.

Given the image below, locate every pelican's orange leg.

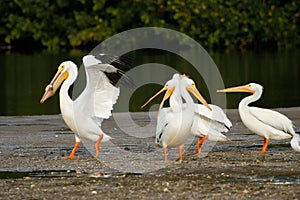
left=63, top=141, right=80, bottom=159
left=178, top=146, right=183, bottom=162
left=95, top=134, right=104, bottom=157
left=194, top=135, right=208, bottom=154
left=261, top=138, right=269, bottom=153
left=163, top=147, right=171, bottom=162
left=254, top=138, right=269, bottom=153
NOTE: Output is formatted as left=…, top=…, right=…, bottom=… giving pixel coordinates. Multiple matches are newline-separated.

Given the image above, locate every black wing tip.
left=118, top=71, right=136, bottom=89
left=93, top=53, right=134, bottom=88
left=104, top=70, right=135, bottom=88
left=156, top=132, right=163, bottom=143
left=94, top=54, right=132, bottom=70
left=225, top=125, right=231, bottom=131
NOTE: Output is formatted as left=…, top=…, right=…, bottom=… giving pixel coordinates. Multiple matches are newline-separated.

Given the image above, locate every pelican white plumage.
left=169, top=76, right=231, bottom=154
left=217, top=83, right=294, bottom=152
left=142, top=74, right=231, bottom=155
left=290, top=133, right=300, bottom=152
left=40, top=54, right=133, bottom=158
left=142, top=74, right=212, bottom=161
left=190, top=101, right=232, bottom=154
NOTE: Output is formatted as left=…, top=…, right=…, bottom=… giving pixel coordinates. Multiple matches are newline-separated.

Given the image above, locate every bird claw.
left=62, top=155, right=79, bottom=159
left=252, top=150, right=266, bottom=153
left=193, top=150, right=201, bottom=154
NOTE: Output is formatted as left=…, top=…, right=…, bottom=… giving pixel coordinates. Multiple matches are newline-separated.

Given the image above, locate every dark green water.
left=0, top=49, right=299, bottom=116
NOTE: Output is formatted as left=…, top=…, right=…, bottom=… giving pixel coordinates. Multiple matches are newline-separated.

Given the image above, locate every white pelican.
left=142, top=74, right=231, bottom=155
left=217, top=83, right=294, bottom=152
left=40, top=54, right=133, bottom=158
left=142, top=74, right=212, bottom=161
left=170, top=76, right=231, bottom=154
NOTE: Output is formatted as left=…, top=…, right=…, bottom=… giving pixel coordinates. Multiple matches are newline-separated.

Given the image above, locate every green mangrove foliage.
left=0, top=0, right=299, bottom=50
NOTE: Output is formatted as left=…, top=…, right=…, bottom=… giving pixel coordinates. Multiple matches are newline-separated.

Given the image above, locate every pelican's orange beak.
left=159, top=87, right=175, bottom=110
left=217, top=84, right=255, bottom=94
left=186, top=84, right=212, bottom=111
left=40, top=67, right=68, bottom=104
left=140, top=85, right=169, bottom=109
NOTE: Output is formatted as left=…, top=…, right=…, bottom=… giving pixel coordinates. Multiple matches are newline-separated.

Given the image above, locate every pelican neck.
left=59, top=66, right=78, bottom=104
left=239, top=90, right=262, bottom=109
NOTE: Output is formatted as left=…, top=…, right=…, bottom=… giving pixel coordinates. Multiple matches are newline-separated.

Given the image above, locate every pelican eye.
left=49, top=83, right=54, bottom=90
left=60, top=65, right=65, bottom=71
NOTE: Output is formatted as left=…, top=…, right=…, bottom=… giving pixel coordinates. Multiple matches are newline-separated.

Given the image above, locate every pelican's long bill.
left=159, top=86, right=175, bottom=110
left=140, top=85, right=171, bottom=109
left=186, top=85, right=212, bottom=111
left=40, top=67, right=69, bottom=104
left=217, top=84, right=255, bottom=94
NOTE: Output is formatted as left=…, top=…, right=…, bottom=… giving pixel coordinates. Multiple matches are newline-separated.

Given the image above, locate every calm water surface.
left=0, top=49, right=299, bottom=116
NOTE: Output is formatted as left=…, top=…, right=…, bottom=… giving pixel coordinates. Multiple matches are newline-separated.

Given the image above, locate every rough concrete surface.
left=0, top=108, right=300, bottom=199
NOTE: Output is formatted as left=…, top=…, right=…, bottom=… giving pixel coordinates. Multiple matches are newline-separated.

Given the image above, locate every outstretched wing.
left=94, top=54, right=132, bottom=71
left=75, top=54, right=133, bottom=123
left=83, top=54, right=134, bottom=88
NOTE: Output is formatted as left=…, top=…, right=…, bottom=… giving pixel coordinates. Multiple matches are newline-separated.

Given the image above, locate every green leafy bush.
left=0, top=0, right=299, bottom=50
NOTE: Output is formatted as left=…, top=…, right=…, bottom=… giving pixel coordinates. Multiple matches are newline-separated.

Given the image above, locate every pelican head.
left=40, top=61, right=75, bottom=103
left=141, top=74, right=212, bottom=111
left=217, top=83, right=263, bottom=94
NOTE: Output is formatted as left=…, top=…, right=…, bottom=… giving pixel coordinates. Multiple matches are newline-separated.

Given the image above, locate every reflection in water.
left=0, top=49, right=299, bottom=116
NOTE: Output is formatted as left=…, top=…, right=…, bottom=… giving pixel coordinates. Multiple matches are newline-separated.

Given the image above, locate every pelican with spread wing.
left=217, top=83, right=294, bottom=152
left=40, top=54, right=133, bottom=158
